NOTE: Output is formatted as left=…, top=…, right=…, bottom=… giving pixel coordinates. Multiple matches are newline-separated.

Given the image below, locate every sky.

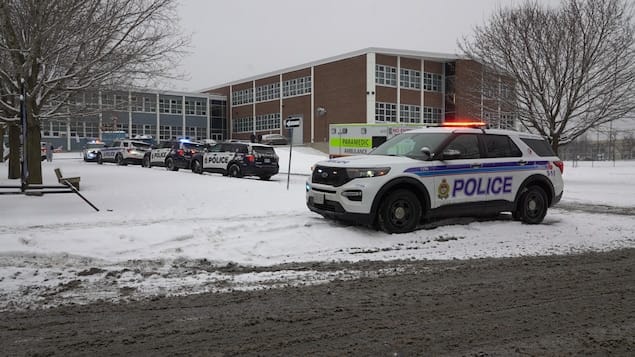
left=0, top=149, right=633, bottom=311
left=169, top=0, right=559, bottom=92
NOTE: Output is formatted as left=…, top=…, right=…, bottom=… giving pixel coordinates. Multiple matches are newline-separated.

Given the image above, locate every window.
left=144, top=97, right=156, bottom=113
left=114, top=94, right=127, bottom=111
left=400, top=104, right=421, bottom=123
left=170, top=99, right=182, bottom=114
left=232, top=116, right=253, bottom=133
left=256, top=82, right=281, bottom=102
left=376, top=65, right=397, bottom=86
left=159, top=99, right=170, bottom=113
left=520, top=138, right=557, bottom=157
left=482, top=135, right=522, bottom=158
left=232, top=88, right=254, bottom=106
left=195, top=100, right=206, bottom=116
left=423, top=72, right=442, bottom=92
left=283, top=76, right=311, bottom=97
left=185, top=100, right=196, bottom=115
left=375, top=102, right=397, bottom=122
left=423, top=107, right=442, bottom=123
left=256, top=113, right=281, bottom=131
left=444, top=134, right=480, bottom=159
left=400, top=68, right=421, bottom=89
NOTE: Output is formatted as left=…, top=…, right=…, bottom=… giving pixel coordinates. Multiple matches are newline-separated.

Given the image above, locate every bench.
left=54, top=168, right=81, bottom=191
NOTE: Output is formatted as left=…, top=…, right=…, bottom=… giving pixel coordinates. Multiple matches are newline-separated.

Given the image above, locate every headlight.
left=345, top=167, right=391, bottom=179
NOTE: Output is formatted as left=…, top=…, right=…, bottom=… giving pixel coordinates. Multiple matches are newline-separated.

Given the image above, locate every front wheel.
left=517, top=186, right=548, bottom=224
left=97, top=153, right=103, bottom=165
left=377, top=189, right=422, bottom=234
left=259, top=175, right=271, bottom=181
left=142, top=155, right=151, bottom=168
left=228, top=164, right=242, bottom=178
left=191, top=159, right=203, bottom=174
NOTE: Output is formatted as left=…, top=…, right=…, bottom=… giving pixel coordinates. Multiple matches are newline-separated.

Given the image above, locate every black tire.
left=259, top=175, right=271, bottom=181
left=517, top=186, right=548, bottom=224
left=166, top=157, right=178, bottom=171
left=377, top=189, right=422, bottom=234
left=228, top=164, right=242, bottom=178
left=192, top=159, right=203, bottom=174
left=142, top=155, right=151, bottom=168
left=97, top=153, right=103, bottom=165
left=116, top=153, right=127, bottom=166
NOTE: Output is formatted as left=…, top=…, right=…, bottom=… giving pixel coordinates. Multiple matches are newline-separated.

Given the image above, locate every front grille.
left=312, top=165, right=349, bottom=187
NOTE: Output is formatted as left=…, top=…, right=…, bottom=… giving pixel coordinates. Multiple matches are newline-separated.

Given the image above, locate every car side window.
left=482, top=134, right=522, bottom=158
left=443, top=134, right=480, bottom=160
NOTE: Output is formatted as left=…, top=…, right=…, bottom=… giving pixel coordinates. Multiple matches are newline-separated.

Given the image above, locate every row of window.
left=232, top=76, right=313, bottom=106
left=67, top=93, right=209, bottom=115
left=375, top=65, right=443, bottom=92
left=232, top=112, right=282, bottom=133
left=375, top=102, right=442, bottom=124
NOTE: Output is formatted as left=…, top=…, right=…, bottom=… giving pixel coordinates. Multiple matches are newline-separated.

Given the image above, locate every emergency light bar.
left=442, top=121, right=487, bottom=128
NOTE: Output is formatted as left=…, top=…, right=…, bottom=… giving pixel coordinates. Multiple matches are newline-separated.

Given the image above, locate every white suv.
left=306, top=125, right=564, bottom=233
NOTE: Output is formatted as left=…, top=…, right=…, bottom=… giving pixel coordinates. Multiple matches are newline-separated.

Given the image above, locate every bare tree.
left=460, top=0, right=635, bottom=153
left=0, top=0, right=188, bottom=183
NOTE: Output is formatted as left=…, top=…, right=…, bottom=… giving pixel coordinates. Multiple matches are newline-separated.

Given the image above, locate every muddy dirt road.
left=1, top=249, right=633, bottom=356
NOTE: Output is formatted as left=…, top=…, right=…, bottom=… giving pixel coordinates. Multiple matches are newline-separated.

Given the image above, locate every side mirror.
left=420, top=147, right=432, bottom=160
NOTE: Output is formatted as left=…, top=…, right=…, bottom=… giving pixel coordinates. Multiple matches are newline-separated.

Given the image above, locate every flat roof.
left=200, top=47, right=466, bottom=92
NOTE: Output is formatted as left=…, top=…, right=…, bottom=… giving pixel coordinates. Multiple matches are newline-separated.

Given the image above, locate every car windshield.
left=369, top=132, right=450, bottom=159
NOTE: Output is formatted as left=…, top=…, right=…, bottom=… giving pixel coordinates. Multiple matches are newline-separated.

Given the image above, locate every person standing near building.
left=46, top=143, right=53, bottom=162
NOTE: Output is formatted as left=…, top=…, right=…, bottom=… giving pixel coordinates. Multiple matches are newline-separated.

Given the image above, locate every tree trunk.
left=0, top=126, right=5, bottom=162
left=26, top=122, right=43, bottom=184
left=8, top=124, right=20, bottom=179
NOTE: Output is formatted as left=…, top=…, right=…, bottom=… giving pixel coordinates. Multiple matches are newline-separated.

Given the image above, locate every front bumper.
left=306, top=196, right=374, bottom=226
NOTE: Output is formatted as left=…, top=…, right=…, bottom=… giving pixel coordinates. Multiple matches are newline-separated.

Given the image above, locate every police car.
left=306, top=122, right=564, bottom=233
left=97, top=139, right=152, bottom=165
left=191, top=141, right=279, bottom=180
left=142, top=139, right=204, bottom=171
left=82, top=140, right=106, bottom=162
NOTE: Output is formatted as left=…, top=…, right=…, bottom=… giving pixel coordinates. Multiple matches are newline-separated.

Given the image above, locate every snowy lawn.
left=0, top=148, right=633, bottom=309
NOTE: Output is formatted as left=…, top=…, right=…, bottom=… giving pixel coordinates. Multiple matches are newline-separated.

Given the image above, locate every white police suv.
left=306, top=123, right=564, bottom=233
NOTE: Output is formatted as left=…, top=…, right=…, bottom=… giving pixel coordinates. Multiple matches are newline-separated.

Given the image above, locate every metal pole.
left=286, top=128, right=292, bottom=190
left=20, top=78, right=28, bottom=192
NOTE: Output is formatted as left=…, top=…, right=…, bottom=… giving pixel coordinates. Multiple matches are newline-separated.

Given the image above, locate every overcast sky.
left=169, top=0, right=559, bottom=92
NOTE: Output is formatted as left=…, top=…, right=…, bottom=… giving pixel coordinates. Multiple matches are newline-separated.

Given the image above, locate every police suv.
left=142, top=139, right=204, bottom=171
left=306, top=123, right=564, bottom=233
left=191, top=141, right=279, bottom=180
left=97, top=139, right=152, bottom=165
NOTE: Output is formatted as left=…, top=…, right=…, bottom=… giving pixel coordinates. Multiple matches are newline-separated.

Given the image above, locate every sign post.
left=285, top=116, right=301, bottom=190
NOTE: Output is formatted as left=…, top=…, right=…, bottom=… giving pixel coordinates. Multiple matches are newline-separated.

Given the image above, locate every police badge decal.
left=438, top=178, right=450, bottom=200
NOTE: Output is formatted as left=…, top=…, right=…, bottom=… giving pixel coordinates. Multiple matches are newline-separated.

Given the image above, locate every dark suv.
left=142, top=139, right=204, bottom=171
left=191, top=142, right=279, bottom=180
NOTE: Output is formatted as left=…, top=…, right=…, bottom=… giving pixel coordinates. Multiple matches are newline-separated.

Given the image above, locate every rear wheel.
left=192, top=159, right=203, bottom=174
left=166, top=157, right=178, bottom=171
left=228, top=164, right=242, bottom=178
left=116, top=153, right=126, bottom=166
left=377, top=189, right=422, bottom=234
left=259, top=175, right=271, bottom=181
left=517, top=186, right=548, bottom=224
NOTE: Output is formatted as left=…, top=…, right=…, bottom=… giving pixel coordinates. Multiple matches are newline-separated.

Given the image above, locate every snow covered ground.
left=0, top=147, right=633, bottom=310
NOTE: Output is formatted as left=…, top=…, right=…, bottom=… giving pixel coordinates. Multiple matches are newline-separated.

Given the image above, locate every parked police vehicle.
left=142, top=139, right=204, bottom=171
left=191, top=141, right=279, bottom=180
left=97, top=139, right=152, bottom=165
left=82, top=140, right=106, bottom=162
left=306, top=122, right=564, bottom=233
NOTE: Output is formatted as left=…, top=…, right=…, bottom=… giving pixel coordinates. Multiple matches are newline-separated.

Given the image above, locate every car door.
left=202, top=143, right=229, bottom=170
left=477, top=133, right=524, bottom=203
left=433, top=133, right=486, bottom=207
left=151, top=141, right=172, bottom=165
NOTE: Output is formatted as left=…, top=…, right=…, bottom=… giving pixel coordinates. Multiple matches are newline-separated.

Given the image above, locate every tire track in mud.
left=555, top=202, right=635, bottom=216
